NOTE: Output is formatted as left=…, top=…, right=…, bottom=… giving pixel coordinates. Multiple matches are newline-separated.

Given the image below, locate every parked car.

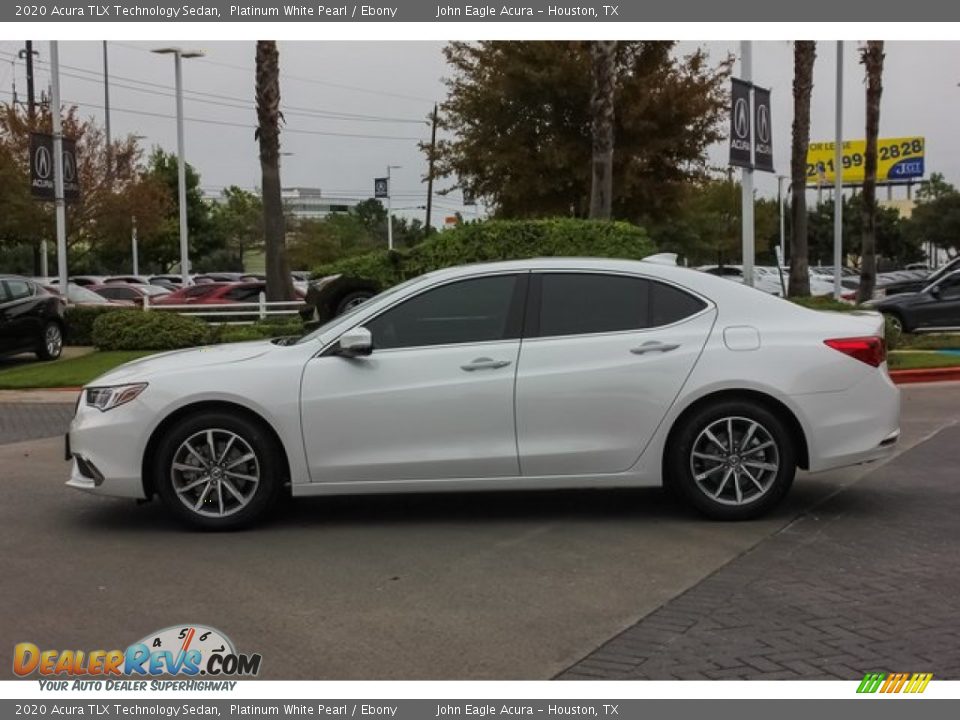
left=0, top=275, right=66, bottom=360
left=43, top=283, right=135, bottom=307
left=104, top=275, right=151, bottom=285
left=67, top=258, right=900, bottom=529
left=866, top=268, right=960, bottom=333
left=149, top=275, right=185, bottom=288
left=698, top=265, right=786, bottom=296
left=88, top=283, right=171, bottom=306
left=152, top=281, right=305, bottom=306
left=875, top=258, right=960, bottom=298
left=193, top=273, right=245, bottom=283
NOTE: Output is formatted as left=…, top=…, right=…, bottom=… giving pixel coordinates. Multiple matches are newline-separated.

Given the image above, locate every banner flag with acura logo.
left=374, top=177, right=389, bottom=199
left=30, top=132, right=80, bottom=202
left=753, top=86, right=774, bottom=172
left=729, top=78, right=752, bottom=169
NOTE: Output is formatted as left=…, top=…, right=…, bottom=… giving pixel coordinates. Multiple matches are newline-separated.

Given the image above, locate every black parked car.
left=877, top=256, right=960, bottom=297
left=0, top=276, right=67, bottom=361
left=867, top=269, right=960, bottom=333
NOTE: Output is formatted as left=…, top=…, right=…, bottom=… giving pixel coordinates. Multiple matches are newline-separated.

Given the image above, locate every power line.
left=111, top=41, right=438, bottom=104
left=0, top=49, right=429, bottom=125
left=0, top=88, right=426, bottom=142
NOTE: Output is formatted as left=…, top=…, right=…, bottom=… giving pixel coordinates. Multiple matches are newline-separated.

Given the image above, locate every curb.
left=890, top=367, right=960, bottom=385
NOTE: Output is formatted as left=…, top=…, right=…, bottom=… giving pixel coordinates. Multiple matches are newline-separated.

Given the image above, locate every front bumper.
left=65, top=393, right=149, bottom=500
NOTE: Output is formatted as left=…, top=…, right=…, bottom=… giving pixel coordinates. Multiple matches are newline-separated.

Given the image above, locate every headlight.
left=86, top=383, right=148, bottom=412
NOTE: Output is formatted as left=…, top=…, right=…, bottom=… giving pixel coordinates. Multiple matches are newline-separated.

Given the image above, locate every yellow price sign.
left=805, top=136, right=925, bottom=185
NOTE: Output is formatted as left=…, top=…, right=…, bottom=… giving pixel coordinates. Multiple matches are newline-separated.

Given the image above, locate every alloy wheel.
left=170, top=429, right=261, bottom=518
left=45, top=324, right=63, bottom=358
left=689, top=416, right=780, bottom=506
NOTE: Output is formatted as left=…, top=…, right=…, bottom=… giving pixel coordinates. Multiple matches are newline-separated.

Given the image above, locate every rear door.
left=0, top=279, right=41, bottom=350
left=515, top=272, right=715, bottom=477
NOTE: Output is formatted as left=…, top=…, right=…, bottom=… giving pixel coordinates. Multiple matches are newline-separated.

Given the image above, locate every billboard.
left=805, top=136, right=925, bottom=185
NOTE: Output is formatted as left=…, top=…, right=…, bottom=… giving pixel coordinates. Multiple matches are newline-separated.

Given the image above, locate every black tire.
left=667, top=399, right=796, bottom=521
left=883, top=311, right=908, bottom=335
left=152, top=411, right=284, bottom=530
left=35, top=321, right=64, bottom=361
left=334, top=290, right=375, bottom=316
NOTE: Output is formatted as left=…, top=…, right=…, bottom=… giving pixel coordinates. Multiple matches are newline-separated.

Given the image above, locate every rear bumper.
left=792, top=367, right=901, bottom=473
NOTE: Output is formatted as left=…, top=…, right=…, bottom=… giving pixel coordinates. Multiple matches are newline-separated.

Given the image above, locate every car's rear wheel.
left=884, top=311, right=907, bottom=335
left=335, top=290, right=375, bottom=316
left=153, top=411, right=284, bottom=530
left=668, top=400, right=796, bottom=520
left=36, top=321, right=63, bottom=361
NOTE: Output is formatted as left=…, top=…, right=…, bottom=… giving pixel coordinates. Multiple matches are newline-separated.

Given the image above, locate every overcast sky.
left=1, top=40, right=958, bottom=225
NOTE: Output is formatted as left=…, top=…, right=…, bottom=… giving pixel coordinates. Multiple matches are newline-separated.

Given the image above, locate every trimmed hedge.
left=208, top=318, right=305, bottom=345
left=64, top=305, right=124, bottom=345
left=789, top=295, right=901, bottom=350
left=92, top=310, right=209, bottom=351
left=312, top=218, right=657, bottom=289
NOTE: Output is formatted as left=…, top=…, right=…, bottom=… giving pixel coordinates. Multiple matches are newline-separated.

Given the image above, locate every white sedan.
left=67, top=258, right=900, bottom=529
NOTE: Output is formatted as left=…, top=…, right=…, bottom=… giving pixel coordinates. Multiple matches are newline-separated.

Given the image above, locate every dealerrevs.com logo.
left=13, top=625, right=262, bottom=683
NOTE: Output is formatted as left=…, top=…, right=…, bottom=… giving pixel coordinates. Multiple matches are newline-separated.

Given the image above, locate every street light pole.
left=833, top=41, right=844, bottom=300
left=103, top=41, right=112, bottom=185
left=50, top=41, right=68, bottom=292
left=153, top=47, right=204, bottom=285
left=740, top=40, right=755, bottom=287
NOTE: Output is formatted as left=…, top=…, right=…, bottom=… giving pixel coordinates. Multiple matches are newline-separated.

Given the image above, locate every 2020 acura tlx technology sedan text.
left=66, top=258, right=901, bottom=529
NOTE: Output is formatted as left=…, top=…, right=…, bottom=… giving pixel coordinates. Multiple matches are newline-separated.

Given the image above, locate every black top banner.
left=30, top=132, right=80, bottom=202
left=5, top=0, right=959, bottom=21
left=753, top=86, right=774, bottom=173
left=728, top=78, right=752, bottom=170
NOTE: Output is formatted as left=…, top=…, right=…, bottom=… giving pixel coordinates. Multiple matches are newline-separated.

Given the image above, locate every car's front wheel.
left=153, top=411, right=284, bottom=530
left=667, top=400, right=796, bottom=520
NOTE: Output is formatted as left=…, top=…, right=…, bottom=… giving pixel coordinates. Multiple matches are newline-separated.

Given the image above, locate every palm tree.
left=589, top=41, right=617, bottom=220
left=857, top=41, right=885, bottom=303
left=788, top=41, right=816, bottom=297
left=255, top=40, right=292, bottom=302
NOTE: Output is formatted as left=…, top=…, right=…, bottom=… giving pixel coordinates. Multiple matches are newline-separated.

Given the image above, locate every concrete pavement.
left=0, top=384, right=956, bottom=679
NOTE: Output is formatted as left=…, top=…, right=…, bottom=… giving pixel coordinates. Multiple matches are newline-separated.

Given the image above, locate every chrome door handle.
left=630, top=341, right=680, bottom=355
left=461, top=357, right=512, bottom=371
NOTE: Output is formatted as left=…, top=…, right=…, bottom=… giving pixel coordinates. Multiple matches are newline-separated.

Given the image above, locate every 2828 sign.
left=805, top=136, right=925, bottom=185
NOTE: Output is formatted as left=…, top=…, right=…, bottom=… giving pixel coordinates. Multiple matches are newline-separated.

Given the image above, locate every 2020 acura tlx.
left=67, top=258, right=900, bottom=529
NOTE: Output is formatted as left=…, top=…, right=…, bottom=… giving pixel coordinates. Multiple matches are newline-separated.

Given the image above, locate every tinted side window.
left=225, top=286, right=261, bottom=302
left=367, top=275, right=520, bottom=350
left=538, top=274, right=649, bottom=337
left=650, top=281, right=707, bottom=326
left=97, top=288, right=124, bottom=300
left=4, top=280, right=34, bottom=301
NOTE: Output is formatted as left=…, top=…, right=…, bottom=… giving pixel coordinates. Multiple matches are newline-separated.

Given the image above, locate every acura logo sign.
left=34, top=145, right=51, bottom=180
left=757, top=104, right=770, bottom=144
left=62, top=150, right=76, bottom=183
left=734, top=98, right=749, bottom=139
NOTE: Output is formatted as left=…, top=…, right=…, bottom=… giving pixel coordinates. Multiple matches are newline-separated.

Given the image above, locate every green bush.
left=898, top=333, right=960, bottom=351
left=312, top=218, right=657, bottom=289
left=788, top=295, right=903, bottom=350
left=64, top=305, right=124, bottom=345
left=92, top=310, right=209, bottom=351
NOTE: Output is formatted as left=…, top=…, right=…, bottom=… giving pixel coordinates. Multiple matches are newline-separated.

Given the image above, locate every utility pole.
left=386, top=164, right=401, bottom=250
left=833, top=41, right=844, bottom=300
left=20, top=42, right=40, bottom=274
left=424, top=103, right=438, bottom=234
left=131, top=216, right=139, bottom=276
left=740, top=41, right=755, bottom=287
left=103, top=41, right=112, bottom=185
left=50, top=42, right=68, bottom=292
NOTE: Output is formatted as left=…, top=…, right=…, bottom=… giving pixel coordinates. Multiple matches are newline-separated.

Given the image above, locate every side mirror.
left=929, top=285, right=942, bottom=298
left=337, top=326, right=373, bottom=357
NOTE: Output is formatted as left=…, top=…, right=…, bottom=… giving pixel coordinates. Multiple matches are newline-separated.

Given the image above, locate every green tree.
left=255, top=40, right=293, bottom=302
left=807, top=196, right=919, bottom=268
left=589, top=40, right=617, bottom=219
left=788, top=41, right=816, bottom=297
left=857, top=40, right=885, bottom=302
left=433, top=41, right=731, bottom=221
left=144, top=148, right=217, bottom=272
left=210, top=185, right=264, bottom=269
left=905, top=191, right=960, bottom=259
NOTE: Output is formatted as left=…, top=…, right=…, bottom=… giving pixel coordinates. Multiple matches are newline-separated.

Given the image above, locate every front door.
left=515, top=272, right=715, bottom=477
left=300, top=273, right=527, bottom=483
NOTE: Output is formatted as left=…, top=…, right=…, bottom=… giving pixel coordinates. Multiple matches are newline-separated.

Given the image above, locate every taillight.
left=824, top=336, right=886, bottom=367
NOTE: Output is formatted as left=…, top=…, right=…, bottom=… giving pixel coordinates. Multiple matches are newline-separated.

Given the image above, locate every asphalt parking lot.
left=0, top=383, right=958, bottom=680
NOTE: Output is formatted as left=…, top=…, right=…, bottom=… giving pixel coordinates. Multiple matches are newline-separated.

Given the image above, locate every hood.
left=88, top=340, right=277, bottom=387
left=868, top=291, right=925, bottom=309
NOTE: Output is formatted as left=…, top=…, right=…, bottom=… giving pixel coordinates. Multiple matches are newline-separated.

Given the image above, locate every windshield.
left=922, top=257, right=960, bottom=288
left=295, top=275, right=427, bottom=345
left=67, top=284, right=110, bottom=304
